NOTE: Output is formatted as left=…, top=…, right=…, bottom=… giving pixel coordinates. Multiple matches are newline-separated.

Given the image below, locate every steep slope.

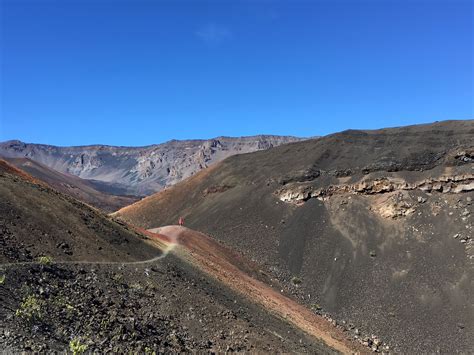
left=3, top=157, right=140, bottom=212
left=115, top=120, right=474, bottom=353
left=0, top=135, right=302, bottom=195
left=0, top=160, right=347, bottom=353
left=0, top=159, right=157, bottom=263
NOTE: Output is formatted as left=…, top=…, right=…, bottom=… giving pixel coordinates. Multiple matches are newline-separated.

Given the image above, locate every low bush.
left=291, top=276, right=302, bottom=285
left=15, top=295, right=43, bottom=321
left=69, top=338, right=88, bottom=354
left=38, top=256, right=53, bottom=265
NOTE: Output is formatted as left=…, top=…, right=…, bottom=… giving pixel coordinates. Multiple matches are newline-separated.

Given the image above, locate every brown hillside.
left=0, top=159, right=157, bottom=263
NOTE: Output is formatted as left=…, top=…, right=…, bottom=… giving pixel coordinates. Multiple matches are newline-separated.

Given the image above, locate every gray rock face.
left=0, top=136, right=302, bottom=195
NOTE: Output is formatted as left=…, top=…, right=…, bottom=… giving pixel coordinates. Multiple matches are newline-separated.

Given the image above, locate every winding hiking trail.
left=148, top=225, right=367, bottom=354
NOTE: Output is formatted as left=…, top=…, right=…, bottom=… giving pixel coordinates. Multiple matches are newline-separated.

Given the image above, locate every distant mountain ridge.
left=0, top=135, right=303, bottom=195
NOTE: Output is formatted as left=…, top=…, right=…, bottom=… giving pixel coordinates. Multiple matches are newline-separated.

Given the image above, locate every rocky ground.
left=0, top=255, right=337, bottom=353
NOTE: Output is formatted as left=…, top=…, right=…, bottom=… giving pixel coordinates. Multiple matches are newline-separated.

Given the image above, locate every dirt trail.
left=0, top=253, right=168, bottom=269
left=149, top=225, right=366, bottom=354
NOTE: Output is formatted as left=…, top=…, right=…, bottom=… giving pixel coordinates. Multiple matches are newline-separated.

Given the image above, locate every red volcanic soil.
left=148, top=225, right=367, bottom=354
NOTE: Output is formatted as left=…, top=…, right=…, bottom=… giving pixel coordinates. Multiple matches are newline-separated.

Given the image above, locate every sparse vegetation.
left=291, top=276, right=302, bottom=285
left=130, top=282, right=144, bottom=291
left=15, top=295, right=43, bottom=321
left=112, top=272, right=124, bottom=282
left=38, top=255, right=53, bottom=264
left=144, top=346, right=156, bottom=355
left=69, top=338, right=88, bottom=355
left=0, top=274, right=5, bottom=284
left=100, top=318, right=109, bottom=329
left=310, top=303, right=322, bottom=311
left=369, top=250, right=377, bottom=258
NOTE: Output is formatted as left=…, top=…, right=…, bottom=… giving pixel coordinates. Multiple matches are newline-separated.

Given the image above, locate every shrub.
left=69, top=338, right=88, bottom=355
left=0, top=274, right=5, bottom=284
left=291, top=276, right=302, bottom=285
left=144, top=347, right=156, bottom=355
left=38, top=256, right=53, bottom=265
left=15, top=295, right=43, bottom=321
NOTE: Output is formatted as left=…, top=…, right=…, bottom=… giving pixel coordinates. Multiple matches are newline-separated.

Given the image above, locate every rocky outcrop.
left=277, top=174, right=474, bottom=204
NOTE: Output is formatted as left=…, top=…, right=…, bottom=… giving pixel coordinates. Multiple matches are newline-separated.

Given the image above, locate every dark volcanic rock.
left=0, top=259, right=336, bottom=353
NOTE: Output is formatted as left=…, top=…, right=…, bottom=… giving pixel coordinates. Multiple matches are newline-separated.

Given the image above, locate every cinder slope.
left=115, top=120, right=474, bottom=353
left=3, top=157, right=140, bottom=212
left=0, top=159, right=157, bottom=263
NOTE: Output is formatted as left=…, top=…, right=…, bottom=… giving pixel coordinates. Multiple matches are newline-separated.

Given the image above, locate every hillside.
left=0, top=160, right=351, bottom=353
left=0, top=159, right=157, bottom=263
left=115, top=120, right=474, bottom=353
left=0, top=135, right=302, bottom=196
left=3, top=157, right=139, bottom=212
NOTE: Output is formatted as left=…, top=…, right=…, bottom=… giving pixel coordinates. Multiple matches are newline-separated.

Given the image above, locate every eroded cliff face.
left=0, top=136, right=302, bottom=195
left=276, top=147, right=474, bottom=204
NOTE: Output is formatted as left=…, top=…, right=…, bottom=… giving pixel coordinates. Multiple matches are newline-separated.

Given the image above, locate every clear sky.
left=1, top=0, right=472, bottom=146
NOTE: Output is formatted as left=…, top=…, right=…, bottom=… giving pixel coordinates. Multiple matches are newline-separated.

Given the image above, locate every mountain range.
left=0, top=136, right=302, bottom=197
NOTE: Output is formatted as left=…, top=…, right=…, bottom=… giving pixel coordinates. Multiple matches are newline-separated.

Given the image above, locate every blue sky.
left=1, top=0, right=472, bottom=146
